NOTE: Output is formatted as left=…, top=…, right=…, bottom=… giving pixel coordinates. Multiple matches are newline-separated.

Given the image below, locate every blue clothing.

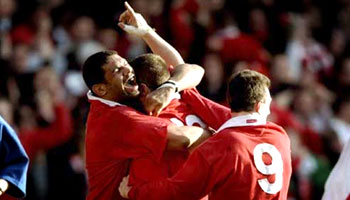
left=0, top=116, right=29, bottom=198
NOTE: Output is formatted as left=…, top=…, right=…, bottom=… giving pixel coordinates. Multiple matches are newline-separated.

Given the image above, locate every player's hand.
left=118, top=175, right=131, bottom=199
left=118, top=2, right=153, bottom=37
left=143, top=87, right=175, bottom=116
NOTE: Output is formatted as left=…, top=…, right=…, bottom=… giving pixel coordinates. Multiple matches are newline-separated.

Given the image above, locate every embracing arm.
left=139, top=63, right=204, bottom=116
left=166, top=125, right=211, bottom=151
left=168, top=64, right=204, bottom=92
left=120, top=147, right=213, bottom=200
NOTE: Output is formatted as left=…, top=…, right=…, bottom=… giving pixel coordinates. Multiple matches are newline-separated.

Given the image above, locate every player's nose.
left=120, top=65, right=131, bottom=76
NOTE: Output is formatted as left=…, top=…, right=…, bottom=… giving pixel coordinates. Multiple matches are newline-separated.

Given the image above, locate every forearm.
left=142, top=30, right=184, bottom=67
left=188, top=128, right=212, bottom=153
left=169, top=64, right=204, bottom=92
left=166, top=125, right=207, bottom=150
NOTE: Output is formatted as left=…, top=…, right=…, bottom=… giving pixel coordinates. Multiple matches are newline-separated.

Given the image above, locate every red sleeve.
left=130, top=149, right=211, bottom=200
left=110, top=108, right=170, bottom=161
left=181, top=89, right=231, bottom=130
left=129, top=133, right=236, bottom=200
left=19, top=103, right=73, bottom=159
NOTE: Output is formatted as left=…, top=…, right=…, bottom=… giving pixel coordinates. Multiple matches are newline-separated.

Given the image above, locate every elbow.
left=192, top=64, right=205, bottom=82
left=166, top=125, right=191, bottom=151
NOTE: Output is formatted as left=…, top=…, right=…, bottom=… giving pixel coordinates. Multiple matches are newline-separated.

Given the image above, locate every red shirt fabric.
left=130, top=91, right=292, bottom=200
left=129, top=91, right=211, bottom=182
left=85, top=95, right=171, bottom=200
left=181, top=89, right=232, bottom=130
left=128, top=89, right=230, bottom=200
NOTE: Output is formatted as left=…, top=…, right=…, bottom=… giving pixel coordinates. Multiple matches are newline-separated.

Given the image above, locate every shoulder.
left=89, top=100, right=142, bottom=118
left=204, top=129, right=245, bottom=152
left=266, top=122, right=288, bottom=135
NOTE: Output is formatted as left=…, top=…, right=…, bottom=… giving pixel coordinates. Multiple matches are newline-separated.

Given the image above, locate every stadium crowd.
left=0, top=0, right=350, bottom=199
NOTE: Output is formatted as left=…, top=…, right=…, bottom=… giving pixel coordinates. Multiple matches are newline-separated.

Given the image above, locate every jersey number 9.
left=253, top=143, right=283, bottom=194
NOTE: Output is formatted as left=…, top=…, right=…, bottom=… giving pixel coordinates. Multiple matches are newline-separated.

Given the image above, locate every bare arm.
left=118, top=2, right=204, bottom=115
left=168, top=64, right=204, bottom=92
left=166, top=125, right=211, bottom=151
left=118, top=2, right=184, bottom=67
left=142, top=64, right=204, bottom=116
left=142, top=31, right=184, bottom=67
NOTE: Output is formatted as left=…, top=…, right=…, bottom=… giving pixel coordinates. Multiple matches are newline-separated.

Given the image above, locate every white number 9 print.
left=253, top=143, right=283, bottom=194
left=170, top=115, right=207, bottom=128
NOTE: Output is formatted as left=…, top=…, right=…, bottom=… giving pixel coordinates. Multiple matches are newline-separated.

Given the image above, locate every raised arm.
left=118, top=2, right=184, bottom=67
left=118, top=2, right=205, bottom=116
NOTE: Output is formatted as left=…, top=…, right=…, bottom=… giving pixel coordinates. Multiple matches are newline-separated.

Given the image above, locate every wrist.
left=141, top=26, right=156, bottom=38
left=158, top=80, right=178, bottom=93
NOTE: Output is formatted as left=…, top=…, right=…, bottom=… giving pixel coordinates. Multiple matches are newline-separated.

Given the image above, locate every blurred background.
left=0, top=0, right=350, bottom=199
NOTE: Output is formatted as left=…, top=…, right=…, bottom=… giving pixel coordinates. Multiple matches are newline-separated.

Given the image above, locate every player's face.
left=103, top=54, right=140, bottom=102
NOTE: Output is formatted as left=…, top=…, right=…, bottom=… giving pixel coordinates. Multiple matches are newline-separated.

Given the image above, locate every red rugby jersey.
left=130, top=91, right=292, bottom=200
left=85, top=93, right=171, bottom=200
left=128, top=89, right=231, bottom=200
left=128, top=91, right=209, bottom=184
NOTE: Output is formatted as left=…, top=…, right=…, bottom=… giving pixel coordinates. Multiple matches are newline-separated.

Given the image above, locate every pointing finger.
left=124, top=2, right=136, bottom=16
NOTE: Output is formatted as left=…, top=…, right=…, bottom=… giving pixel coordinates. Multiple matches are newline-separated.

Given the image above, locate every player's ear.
left=92, top=83, right=107, bottom=97
left=140, top=83, right=150, bottom=98
left=255, top=101, right=262, bottom=113
left=168, top=64, right=174, bottom=73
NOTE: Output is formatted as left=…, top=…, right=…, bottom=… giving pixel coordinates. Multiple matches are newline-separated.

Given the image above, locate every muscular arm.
left=119, top=2, right=184, bottom=67
left=119, top=2, right=205, bottom=115
left=169, top=64, right=204, bottom=92
left=142, top=30, right=184, bottom=67
left=166, top=125, right=211, bottom=151
left=140, top=63, right=204, bottom=116
left=118, top=2, right=205, bottom=88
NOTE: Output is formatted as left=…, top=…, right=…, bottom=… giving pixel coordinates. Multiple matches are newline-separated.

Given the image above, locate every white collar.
left=216, top=113, right=267, bottom=133
left=87, top=91, right=125, bottom=107
left=87, top=91, right=180, bottom=107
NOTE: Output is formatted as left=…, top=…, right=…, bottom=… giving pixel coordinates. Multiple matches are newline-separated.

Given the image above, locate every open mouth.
left=124, top=75, right=139, bottom=95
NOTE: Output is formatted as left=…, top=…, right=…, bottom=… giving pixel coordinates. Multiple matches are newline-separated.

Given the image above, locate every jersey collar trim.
left=87, top=91, right=125, bottom=107
left=216, top=113, right=267, bottom=133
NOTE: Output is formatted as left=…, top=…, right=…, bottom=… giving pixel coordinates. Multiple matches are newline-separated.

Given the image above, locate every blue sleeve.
left=0, top=116, right=29, bottom=198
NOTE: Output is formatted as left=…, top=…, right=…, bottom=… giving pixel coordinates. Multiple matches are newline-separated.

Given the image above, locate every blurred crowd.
left=0, top=0, right=350, bottom=199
